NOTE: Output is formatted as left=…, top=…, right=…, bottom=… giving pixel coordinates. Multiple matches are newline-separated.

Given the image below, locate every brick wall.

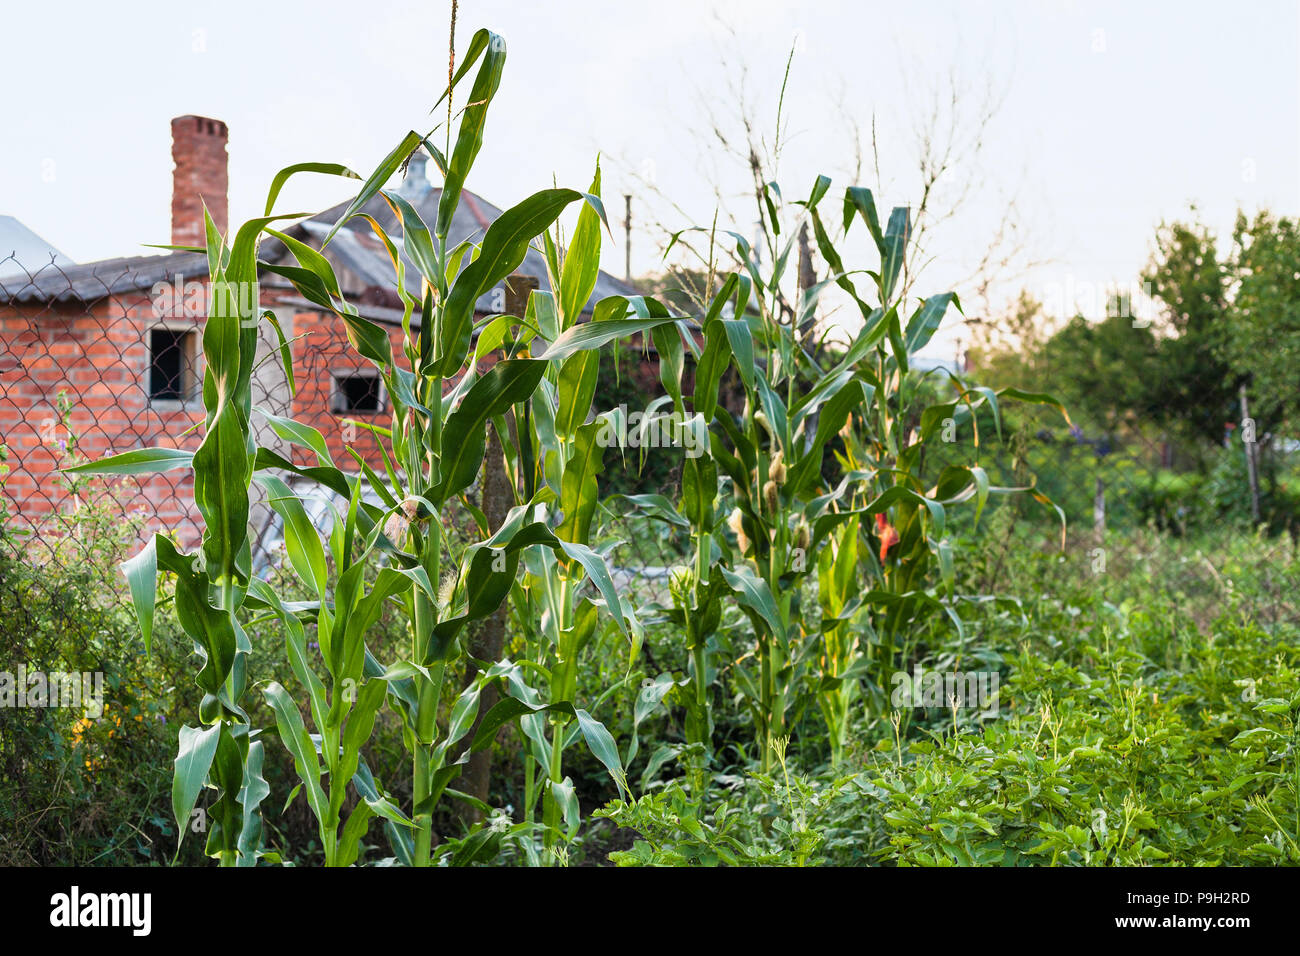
left=286, top=307, right=407, bottom=471
left=286, top=306, right=503, bottom=472
left=0, top=295, right=204, bottom=547
left=2, top=283, right=665, bottom=557
left=1, top=293, right=504, bottom=552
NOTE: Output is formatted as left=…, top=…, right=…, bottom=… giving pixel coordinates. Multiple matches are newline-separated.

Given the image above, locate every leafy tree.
left=1223, top=210, right=1300, bottom=430
left=1141, top=219, right=1240, bottom=447
left=1039, top=311, right=1160, bottom=438
left=971, top=293, right=1158, bottom=439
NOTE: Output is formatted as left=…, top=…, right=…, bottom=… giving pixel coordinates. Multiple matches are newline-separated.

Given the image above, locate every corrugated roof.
left=291, top=156, right=638, bottom=313
left=0, top=215, right=76, bottom=282
left=1, top=160, right=637, bottom=310
left=0, top=251, right=208, bottom=306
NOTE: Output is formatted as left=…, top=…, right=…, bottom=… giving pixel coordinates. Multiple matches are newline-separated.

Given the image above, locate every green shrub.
left=0, top=491, right=201, bottom=865
left=597, top=525, right=1300, bottom=865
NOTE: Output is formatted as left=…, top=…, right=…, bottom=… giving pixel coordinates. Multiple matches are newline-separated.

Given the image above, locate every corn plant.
left=620, top=174, right=1069, bottom=772
left=638, top=207, right=864, bottom=774
left=803, top=182, right=1069, bottom=734
left=475, top=163, right=648, bottom=856
left=68, top=206, right=290, bottom=864
left=74, top=25, right=678, bottom=866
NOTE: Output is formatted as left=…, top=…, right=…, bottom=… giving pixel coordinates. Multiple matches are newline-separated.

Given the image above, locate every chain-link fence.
left=6, top=248, right=1300, bottom=864
left=2, top=254, right=197, bottom=592
left=1, top=251, right=419, bottom=582
left=3, top=250, right=1297, bottom=610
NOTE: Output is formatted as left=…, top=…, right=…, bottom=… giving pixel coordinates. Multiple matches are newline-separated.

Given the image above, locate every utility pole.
left=623, top=194, right=632, bottom=284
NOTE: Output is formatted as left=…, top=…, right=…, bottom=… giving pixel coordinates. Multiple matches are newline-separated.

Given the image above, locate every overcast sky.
left=1, top=0, right=1296, bottom=355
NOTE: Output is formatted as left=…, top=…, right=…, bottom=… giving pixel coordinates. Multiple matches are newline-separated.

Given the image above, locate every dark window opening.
left=333, top=373, right=383, bottom=414
left=150, top=328, right=195, bottom=402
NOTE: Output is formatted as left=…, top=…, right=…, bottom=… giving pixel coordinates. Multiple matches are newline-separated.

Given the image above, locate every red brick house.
left=0, top=115, right=639, bottom=552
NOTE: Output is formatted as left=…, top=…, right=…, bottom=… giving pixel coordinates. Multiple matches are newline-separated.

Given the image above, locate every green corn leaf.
left=802, top=174, right=832, bottom=211
left=693, top=319, right=731, bottom=421
left=881, top=206, right=910, bottom=303
left=998, top=387, right=1073, bottom=427
left=192, top=392, right=252, bottom=588
left=548, top=777, right=581, bottom=837
left=264, top=162, right=360, bottom=217
left=265, top=227, right=346, bottom=299
left=554, top=350, right=600, bottom=442
left=437, top=30, right=507, bottom=236
left=263, top=682, right=328, bottom=826
left=119, top=537, right=157, bottom=655
left=574, top=708, right=627, bottom=795
left=968, top=385, right=1002, bottom=441
left=353, top=760, right=415, bottom=828
left=253, top=447, right=354, bottom=501
left=247, top=578, right=329, bottom=730
left=259, top=261, right=393, bottom=369
left=787, top=380, right=870, bottom=494
left=384, top=191, right=441, bottom=287
left=720, top=565, right=785, bottom=641
left=254, top=473, right=328, bottom=595
left=530, top=288, right=560, bottom=343
left=338, top=678, right=388, bottom=792
left=260, top=310, right=297, bottom=399
left=323, top=131, right=423, bottom=247
left=756, top=376, right=790, bottom=454
left=1031, top=489, right=1069, bottom=549
left=627, top=672, right=678, bottom=765
left=203, top=724, right=248, bottom=860
left=236, top=740, right=271, bottom=866
left=558, top=539, right=629, bottom=636
left=834, top=305, right=892, bottom=371
left=932, top=464, right=991, bottom=526
left=335, top=801, right=375, bottom=869
left=608, top=492, right=692, bottom=529
left=538, top=314, right=680, bottom=363
left=155, top=536, right=237, bottom=694
left=722, top=318, right=756, bottom=391
left=680, top=440, right=717, bottom=528
left=812, top=207, right=872, bottom=323
left=555, top=421, right=605, bottom=544
left=559, top=162, right=603, bottom=328
left=844, top=186, right=885, bottom=255
left=469, top=696, right=551, bottom=750
left=651, top=322, right=686, bottom=409
left=172, top=723, right=221, bottom=851
left=435, top=359, right=547, bottom=503
left=809, top=486, right=947, bottom=545
left=259, top=411, right=335, bottom=467
left=438, top=188, right=582, bottom=376
left=431, top=27, right=499, bottom=117
left=64, top=447, right=193, bottom=475
left=904, top=292, right=961, bottom=355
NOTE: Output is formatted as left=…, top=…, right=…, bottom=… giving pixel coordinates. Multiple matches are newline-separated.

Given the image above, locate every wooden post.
left=1093, top=476, right=1105, bottom=541
left=504, top=273, right=538, bottom=320
left=457, top=273, right=537, bottom=821
left=1240, top=384, right=1261, bottom=523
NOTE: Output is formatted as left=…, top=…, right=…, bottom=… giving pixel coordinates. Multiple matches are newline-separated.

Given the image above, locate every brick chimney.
left=171, top=115, right=228, bottom=248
